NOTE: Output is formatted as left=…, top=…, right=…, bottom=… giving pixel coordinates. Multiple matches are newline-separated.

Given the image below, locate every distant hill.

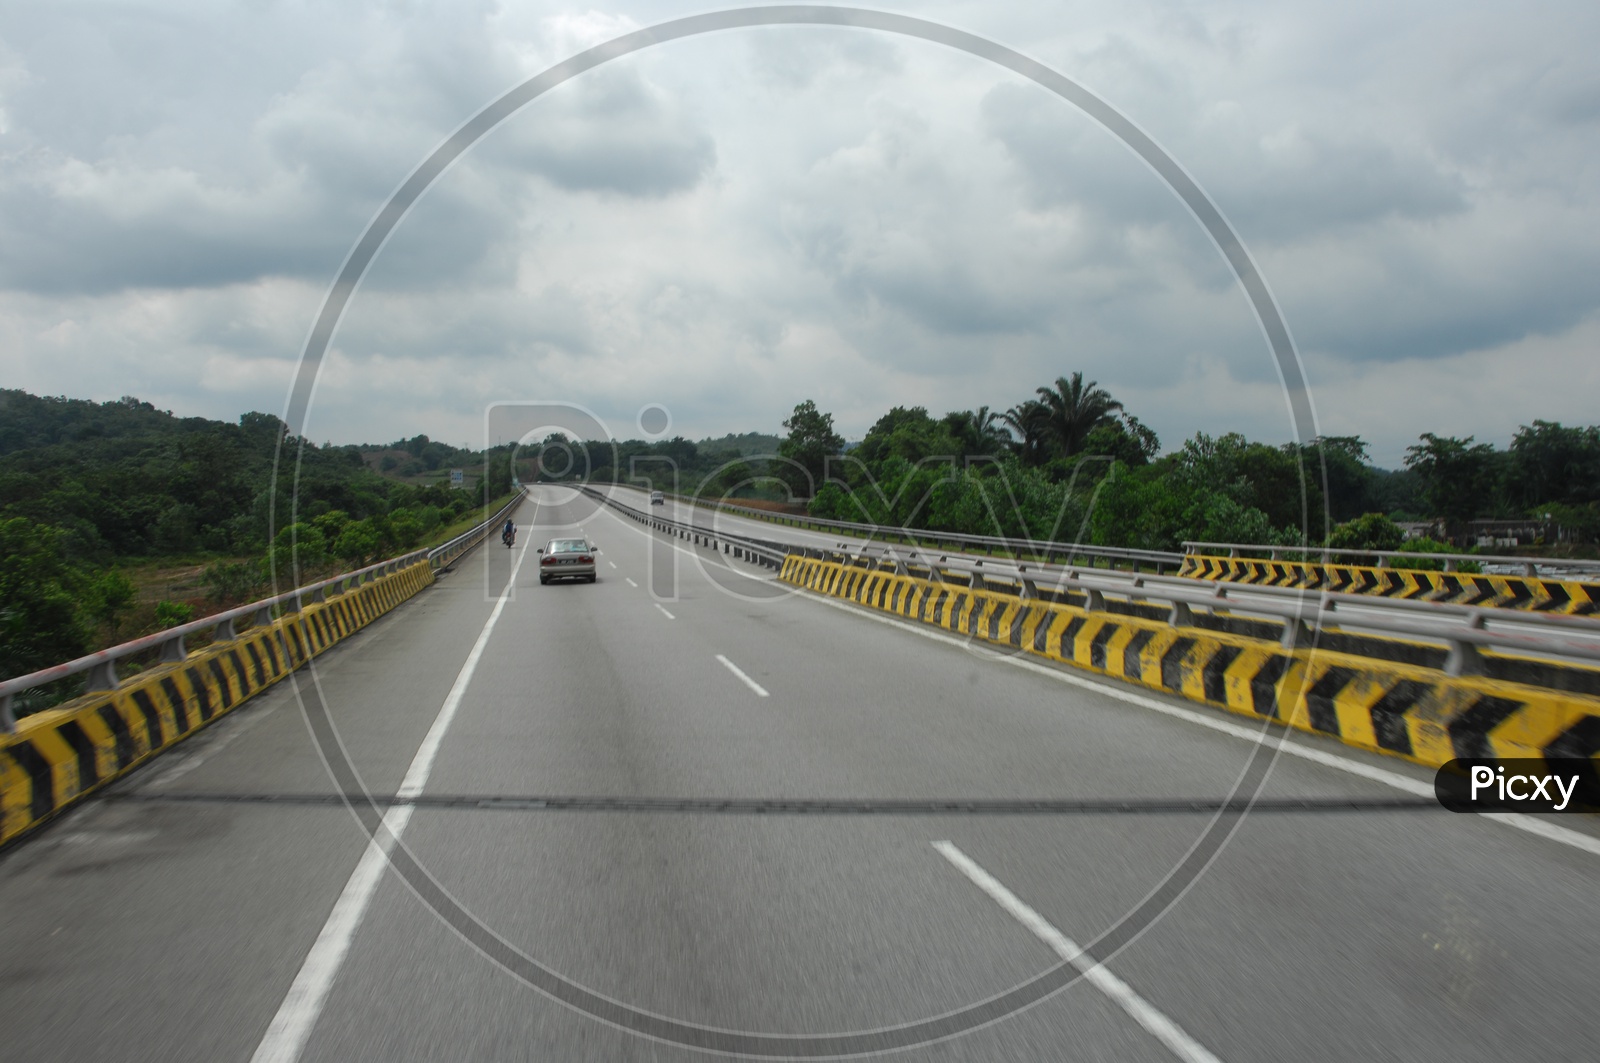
left=0, top=389, right=487, bottom=561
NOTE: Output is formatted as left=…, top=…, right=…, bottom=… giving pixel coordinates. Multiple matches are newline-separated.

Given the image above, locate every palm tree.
left=1034, top=372, right=1123, bottom=459
left=945, top=405, right=1008, bottom=457
left=1002, top=400, right=1052, bottom=466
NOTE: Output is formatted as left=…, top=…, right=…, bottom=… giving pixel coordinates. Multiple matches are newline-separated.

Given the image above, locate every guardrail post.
left=1444, top=640, right=1485, bottom=677
left=214, top=617, right=237, bottom=640
left=1280, top=617, right=1313, bottom=649
left=1168, top=601, right=1193, bottom=626
left=1523, top=562, right=1538, bottom=578
left=87, top=660, right=119, bottom=692
left=255, top=605, right=274, bottom=627
left=1443, top=558, right=1458, bottom=573
left=1, top=693, right=15, bottom=734
left=1083, top=589, right=1105, bottom=612
left=159, top=634, right=187, bottom=663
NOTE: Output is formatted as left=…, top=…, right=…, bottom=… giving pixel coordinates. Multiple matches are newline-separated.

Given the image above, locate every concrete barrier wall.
left=1179, top=553, right=1598, bottom=615
left=0, top=561, right=435, bottom=847
left=782, top=556, right=1600, bottom=775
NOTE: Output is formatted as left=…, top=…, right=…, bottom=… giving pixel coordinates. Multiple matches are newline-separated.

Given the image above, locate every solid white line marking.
left=251, top=515, right=535, bottom=1063
left=935, top=842, right=1225, bottom=1063
left=655, top=603, right=676, bottom=620
left=715, top=654, right=770, bottom=697
left=626, top=577, right=638, bottom=588
left=804, top=592, right=1600, bottom=859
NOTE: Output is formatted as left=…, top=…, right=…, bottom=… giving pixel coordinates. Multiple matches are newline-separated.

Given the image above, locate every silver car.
left=538, top=538, right=597, bottom=584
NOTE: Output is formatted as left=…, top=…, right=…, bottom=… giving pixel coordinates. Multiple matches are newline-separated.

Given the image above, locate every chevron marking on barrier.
left=784, top=557, right=1600, bottom=776
left=1178, top=554, right=1599, bottom=615
left=0, top=561, right=438, bottom=847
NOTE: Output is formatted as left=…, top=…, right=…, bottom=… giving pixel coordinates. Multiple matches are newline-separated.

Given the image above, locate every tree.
left=1300, top=436, right=1374, bottom=524
left=1033, top=372, right=1124, bottom=459
left=855, top=407, right=958, bottom=467
left=1171, top=431, right=1319, bottom=537
left=154, top=601, right=196, bottom=629
left=777, top=400, right=844, bottom=498
left=1082, top=416, right=1160, bottom=467
left=1508, top=420, right=1600, bottom=509
left=387, top=508, right=424, bottom=549
left=0, top=518, right=88, bottom=681
left=333, top=519, right=382, bottom=567
left=1002, top=400, right=1051, bottom=466
left=1327, top=512, right=1405, bottom=552
left=942, top=406, right=1008, bottom=458
left=266, top=523, right=328, bottom=585
left=1404, top=433, right=1498, bottom=541
left=85, top=569, right=137, bottom=641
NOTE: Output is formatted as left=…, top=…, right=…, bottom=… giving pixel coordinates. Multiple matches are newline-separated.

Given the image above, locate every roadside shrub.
left=1327, top=512, right=1405, bottom=552
left=203, top=560, right=264, bottom=603
left=1391, top=536, right=1482, bottom=573
left=154, top=600, right=195, bottom=628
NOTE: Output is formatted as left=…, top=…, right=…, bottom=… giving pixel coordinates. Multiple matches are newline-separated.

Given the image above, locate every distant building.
left=1467, top=518, right=1545, bottom=548
left=1396, top=520, right=1443, bottom=541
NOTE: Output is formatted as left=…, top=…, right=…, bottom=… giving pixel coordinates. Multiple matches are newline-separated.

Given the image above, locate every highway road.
left=1, top=483, right=1596, bottom=1062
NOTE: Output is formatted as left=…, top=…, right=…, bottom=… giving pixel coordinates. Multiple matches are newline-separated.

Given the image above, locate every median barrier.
left=781, top=556, right=1600, bottom=775
left=1179, top=554, right=1599, bottom=616
left=0, top=561, right=434, bottom=847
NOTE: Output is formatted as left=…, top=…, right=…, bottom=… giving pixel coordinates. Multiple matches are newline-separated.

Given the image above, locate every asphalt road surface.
left=1, top=484, right=1596, bottom=1062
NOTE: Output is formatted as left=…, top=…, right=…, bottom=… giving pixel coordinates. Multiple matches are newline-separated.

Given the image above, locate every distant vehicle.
left=650, top=491, right=665, bottom=505
left=538, top=538, right=596, bottom=584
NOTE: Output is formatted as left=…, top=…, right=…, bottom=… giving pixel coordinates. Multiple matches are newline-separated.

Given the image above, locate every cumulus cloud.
left=0, top=0, right=1597, bottom=461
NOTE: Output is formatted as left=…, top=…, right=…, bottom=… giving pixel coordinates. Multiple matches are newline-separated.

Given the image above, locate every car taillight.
left=578, top=555, right=593, bottom=563
left=540, top=556, right=555, bottom=565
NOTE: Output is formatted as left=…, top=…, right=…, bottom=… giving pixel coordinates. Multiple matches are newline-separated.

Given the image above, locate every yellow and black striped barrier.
left=781, top=556, right=1600, bottom=773
left=0, top=561, right=434, bottom=847
left=1178, top=554, right=1599, bottom=615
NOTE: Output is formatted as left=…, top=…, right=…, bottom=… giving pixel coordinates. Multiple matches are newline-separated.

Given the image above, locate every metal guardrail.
left=0, top=492, right=525, bottom=733
left=577, top=483, right=1600, bottom=678
left=429, top=492, right=524, bottom=570
left=605, top=483, right=1185, bottom=573
left=580, top=487, right=791, bottom=568
left=801, top=543, right=1600, bottom=678
left=1182, top=540, right=1600, bottom=579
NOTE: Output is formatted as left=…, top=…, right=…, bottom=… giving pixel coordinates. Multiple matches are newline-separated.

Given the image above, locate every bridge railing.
left=802, top=543, right=1600, bottom=678
left=0, top=492, right=523, bottom=732
left=1182, top=539, right=1600, bottom=579
left=581, top=487, right=792, bottom=568
left=605, top=483, right=1185, bottom=573
left=586, top=483, right=1600, bottom=676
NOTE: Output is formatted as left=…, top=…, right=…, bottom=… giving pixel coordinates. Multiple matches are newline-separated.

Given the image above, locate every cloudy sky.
left=1, top=1, right=1596, bottom=466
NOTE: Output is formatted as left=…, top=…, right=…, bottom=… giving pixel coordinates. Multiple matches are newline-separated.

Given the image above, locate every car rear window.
left=549, top=539, right=587, bottom=553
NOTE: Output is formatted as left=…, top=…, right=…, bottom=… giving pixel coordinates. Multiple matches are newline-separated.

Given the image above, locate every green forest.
left=528, top=375, right=1600, bottom=564
left=0, top=390, right=515, bottom=688
left=5, top=381, right=1599, bottom=692
left=766, top=377, right=1600, bottom=558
